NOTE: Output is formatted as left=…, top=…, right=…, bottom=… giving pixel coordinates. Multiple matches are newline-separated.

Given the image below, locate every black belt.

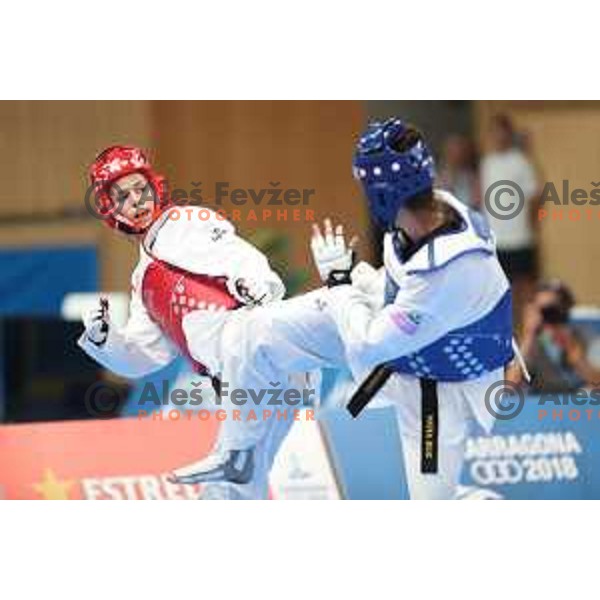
left=346, top=365, right=393, bottom=418
left=419, top=378, right=439, bottom=474
left=347, top=368, right=439, bottom=474
left=210, top=375, right=222, bottom=397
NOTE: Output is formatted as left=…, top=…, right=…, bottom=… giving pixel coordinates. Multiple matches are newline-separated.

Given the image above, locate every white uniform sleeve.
left=350, top=262, right=386, bottom=310
left=325, top=253, right=502, bottom=378
left=78, top=263, right=179, bottom=379
left=222, top=234, right=286, bottom=301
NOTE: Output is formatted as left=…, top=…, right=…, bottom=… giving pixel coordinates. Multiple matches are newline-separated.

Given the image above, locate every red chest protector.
left=141, top=258, right=240, bottom=374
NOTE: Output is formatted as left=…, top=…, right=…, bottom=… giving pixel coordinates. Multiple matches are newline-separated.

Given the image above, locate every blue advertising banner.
left=321, top=378, right=600, bottom=499
left=461, top=395, right=600, bottom=499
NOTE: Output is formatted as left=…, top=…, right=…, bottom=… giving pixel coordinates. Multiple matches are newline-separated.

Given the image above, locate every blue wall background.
left=0, top=246, right=98, bottom=315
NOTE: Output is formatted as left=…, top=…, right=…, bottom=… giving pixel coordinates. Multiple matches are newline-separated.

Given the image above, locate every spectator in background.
left=437, top=134, right=481, bottom=209
left=509, top=280, right=600, bottom=392
left=480, top=114, right=541, bottom=328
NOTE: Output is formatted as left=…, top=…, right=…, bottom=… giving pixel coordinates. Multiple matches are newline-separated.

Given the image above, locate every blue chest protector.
left=383, top=193, right=514, bottom=382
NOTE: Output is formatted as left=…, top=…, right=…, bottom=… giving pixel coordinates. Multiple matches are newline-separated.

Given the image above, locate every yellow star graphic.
left=32, top=469, right=75, bottom=500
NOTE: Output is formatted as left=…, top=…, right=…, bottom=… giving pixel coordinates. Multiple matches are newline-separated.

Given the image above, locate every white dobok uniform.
left=176, top=191, right=514, bottom=500
left=79, top=206, right=326, bottom=498
left=80, top=190, right=513, bottom=500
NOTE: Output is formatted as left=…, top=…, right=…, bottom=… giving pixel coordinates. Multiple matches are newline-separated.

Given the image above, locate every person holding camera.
left=511, top=280, right=600, bottom=391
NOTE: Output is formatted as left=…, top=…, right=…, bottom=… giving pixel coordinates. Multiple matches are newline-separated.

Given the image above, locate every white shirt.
left=480, top=148, right=538, bottom=250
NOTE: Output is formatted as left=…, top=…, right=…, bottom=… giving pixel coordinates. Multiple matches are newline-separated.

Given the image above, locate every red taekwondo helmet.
left=89, top=145, right=170, bottom=234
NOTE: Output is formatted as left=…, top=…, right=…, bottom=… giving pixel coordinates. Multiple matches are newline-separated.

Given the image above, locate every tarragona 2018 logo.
left=464, top=431, right=582, bottom=487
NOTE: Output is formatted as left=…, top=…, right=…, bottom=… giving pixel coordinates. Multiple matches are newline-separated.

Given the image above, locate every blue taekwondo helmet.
left=353, top=118, right=436, bottom=230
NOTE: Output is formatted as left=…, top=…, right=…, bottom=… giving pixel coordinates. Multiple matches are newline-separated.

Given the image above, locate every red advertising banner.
left=0, top=417, right=220, bottom=499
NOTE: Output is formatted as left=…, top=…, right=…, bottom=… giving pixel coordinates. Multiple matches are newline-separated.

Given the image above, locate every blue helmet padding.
left=353, top=118, right=435, bottom=229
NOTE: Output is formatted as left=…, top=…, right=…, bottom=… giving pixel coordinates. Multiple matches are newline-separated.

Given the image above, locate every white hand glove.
left=310, top=218, right=357, bottom=282
left=82, top=298, right=110, bottom=347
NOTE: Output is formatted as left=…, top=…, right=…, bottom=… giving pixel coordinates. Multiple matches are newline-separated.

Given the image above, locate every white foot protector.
left=168, top=448, right=255, bottom=485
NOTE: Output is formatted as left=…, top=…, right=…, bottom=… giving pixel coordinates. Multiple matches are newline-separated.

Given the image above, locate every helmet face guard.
left=89, top=145, right=169, bottom=234
left=353, top=118, right=435, bottom=230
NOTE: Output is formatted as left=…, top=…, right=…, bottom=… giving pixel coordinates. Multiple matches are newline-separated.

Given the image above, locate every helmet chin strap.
left=113, top=212, right=151, bottom=235
left=112, top=191, right=163, bottom=234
